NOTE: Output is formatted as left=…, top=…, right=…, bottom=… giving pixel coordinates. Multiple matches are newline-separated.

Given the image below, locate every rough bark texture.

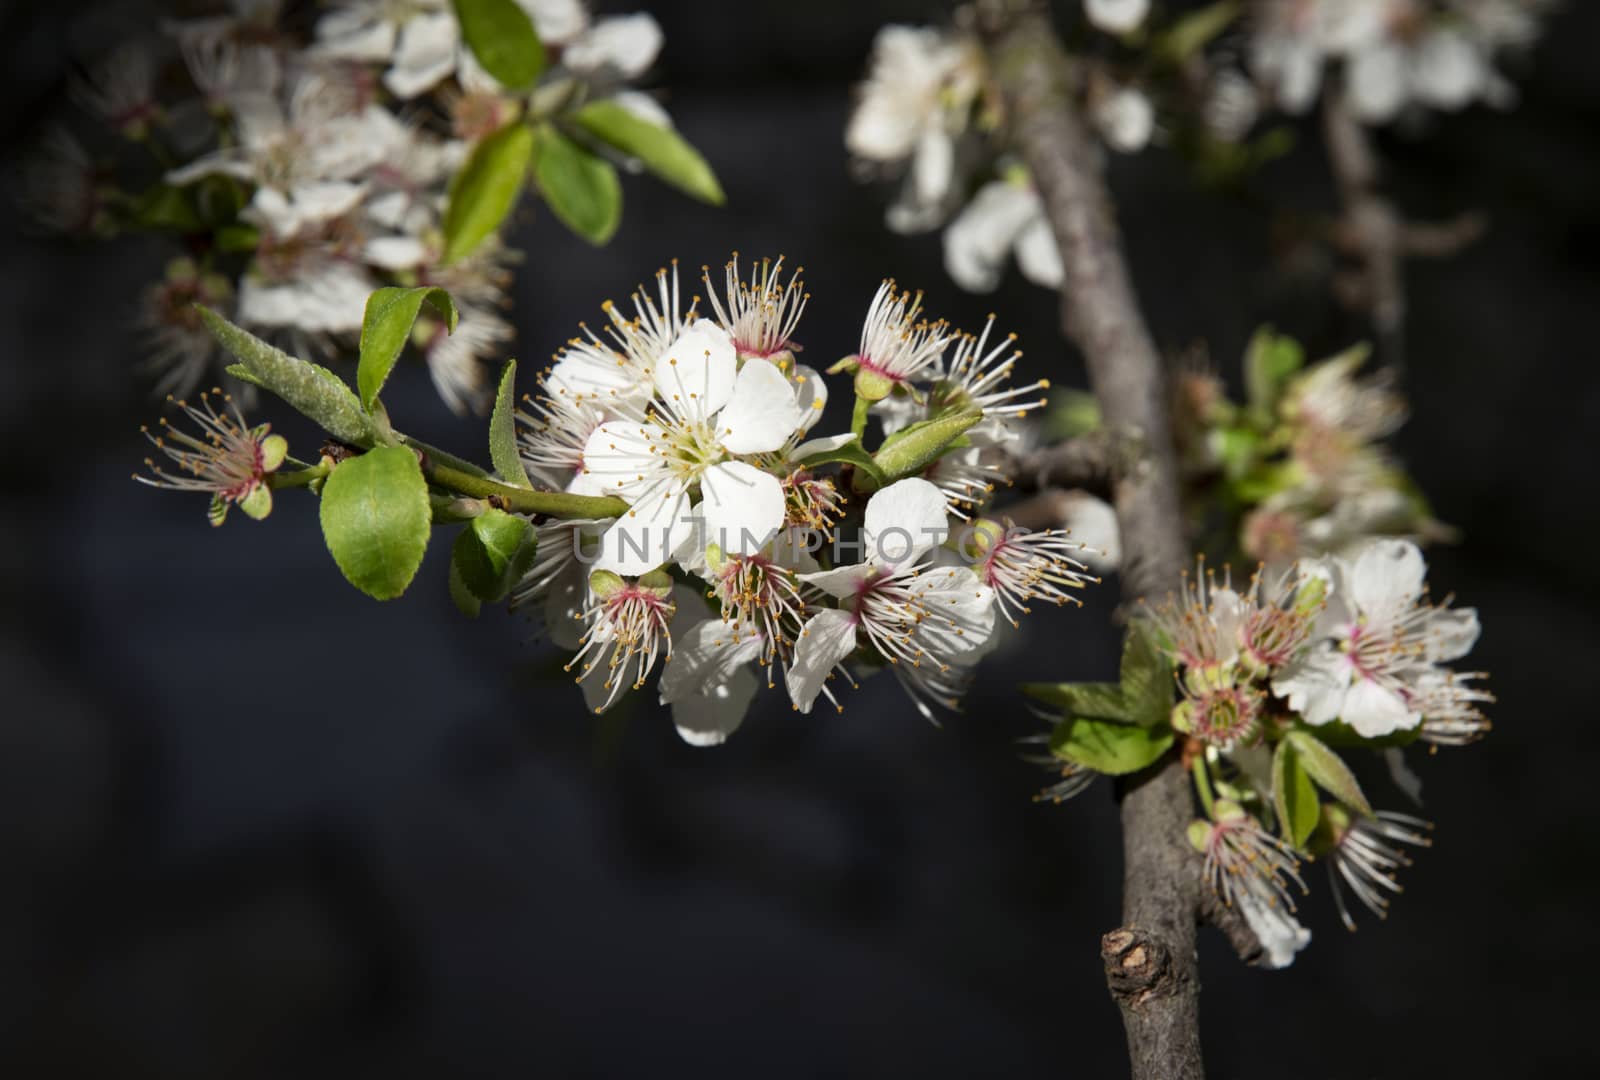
left=977, top=4, right=1209, bottom=1077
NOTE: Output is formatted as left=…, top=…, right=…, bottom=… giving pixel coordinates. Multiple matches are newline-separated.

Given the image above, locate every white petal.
left=1237, top=881, right=1311, bottom=969
left=673, top=666, right=760, bottom=747
left=363, top=235, right=430, bottom=270
left=717, top=358, right=806, bottom=454
left=609, top=89, right=672, bottom=128
left=1058, top=492, right=1120, bottom=571
left=1084, top=0, right=1149, bottom=34
left=1271, top=642, right=1348, bottom=726
left=911, top=127, right=954, bottom=205
left=1208, top=587, right=1245, bottom=667
left=800, top=564, right=873, bottom=600
left=1093, top=87, right=1154, bottom=153
left=543, top=568, right=588, bottom=651
left=563, top=14, right=662, bottom=78
left=314, top=9, right=398, bottom=62
left=1347, top=539, right=1426, bottom=619
left=385, top=12, right=458, bottom=99
left=785, top=608, right=859, bottom=714
left=580, top=420, right=671, bottom=500
left=1412, top=29, right=1485, bottom=110
left=594, top=480, right=691, bottom=576
left=1014, top=214, right=1064, bottom=288
left=911, top=565, right=995, bottom=662
left=942, top=181, right=1039, bottom=293
left=1346, top=41, right=1408, bottom=123
left=1424, top=606, right=1480, bottom=663
left=699, top=461, right=785, bottom=557
left=1344, top=676, right=1419, bottom=738
left=659, top=612, right=764, bottom=704
left=519, top=0, right=589, bottom=45
left=864, top=478, right=949, bottom=567
left=654, top=321, right=737, bottom=422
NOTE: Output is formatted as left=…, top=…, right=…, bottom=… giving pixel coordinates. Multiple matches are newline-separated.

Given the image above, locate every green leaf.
left=1120, top=620, right=1175, bottom=728
left=1272, top=738, right=1321, bottom=848
left=531, top=123, right=622, bottom=245
left=1020, top=682, right=1127, bottom=722
left=126, top=183, right=201, bottom=232
left=451, top=0, right=544, bottom=89
left=572, top=100, right=725, bottom=205
left=443, top=120, right=535, bottom=264
left=1158, top=2, right=1240, bottom=63
left=792, top=436, right=887, bottom=490
left=199, top=307, right=374, bottom=445
left=215, top=224, right=260, bottom=252
left=449, top=556, right=482, bottom=618
left=358, top=287, right=459, bottom=411
left=1244, top=326, right=1304, bottom=416
left=319, top=447, right=432, bottom=600
left=1050, top=716, right=1174, bottom=776
left=489, top=359, right=532, bottom=487
left=1286, top=729, right=1372, bottom=816
left=872, top=409, right=981, bottom=482
left=451, top=508, right=535, bottom=603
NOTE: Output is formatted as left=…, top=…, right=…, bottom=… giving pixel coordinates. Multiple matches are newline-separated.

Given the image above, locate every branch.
left=1322, top=87, right=1488, bottom=374
left=1011, top=430, right=1115, bottom=497
left=978, top=3, right=1223, bottom=1076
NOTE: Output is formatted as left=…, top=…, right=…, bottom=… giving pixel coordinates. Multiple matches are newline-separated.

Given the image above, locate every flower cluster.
left=511, top=256, right=1099, bottom=743
left=1155, top=538, right=1487, bottom=963
left=1070, top=330, right=1445, bottom=570
left=23, top=0, right=683, bottom=408
left=845, top=4, right=1159, bottom=294
left=1247, top=0, right=1552, bottom=124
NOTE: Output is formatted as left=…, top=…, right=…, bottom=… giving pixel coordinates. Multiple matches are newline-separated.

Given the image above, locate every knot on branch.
left=1101, top=927, right=1191, bottom=1008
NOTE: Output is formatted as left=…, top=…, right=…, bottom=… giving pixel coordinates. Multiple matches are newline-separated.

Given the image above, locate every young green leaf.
left=126, top=183, right=202, bottom=232
left=1158, top=2, right=1240, bottom=63
left=572, top=100, right=725, bottom=205
left=452, top=508, right=537, bottom=603
left=1286, top=729, right=1373, bottom=816
left=358, top=287, right=459, bottom=411
left=1272, top=738, right=1321, bottom=848
left=443, top=120, right=535, bottom=264
left=1050, top=716, right=1174, bottom=776
left=871, top=409, right=981, bottom=482
left=531, top=123, right=622, bottom=245
left=1120, top=619, right=1175, bottom=728
left=1244, top=326, right=1305, bottom=416
left=449, top=556, right=482, bottom=618
left=489, top=359, right=532, bottom=487
left=199, top=307, right=374, bottom=445
left=319, top=447, right=432, bottom=600
left=451, top=0, right=544, bottom=89
left=1019, top=682, right=1128, bottom=722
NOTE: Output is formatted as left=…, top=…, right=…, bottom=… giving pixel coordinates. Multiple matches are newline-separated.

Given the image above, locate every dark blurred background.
left=3, top=0, right=1598, bottom=1076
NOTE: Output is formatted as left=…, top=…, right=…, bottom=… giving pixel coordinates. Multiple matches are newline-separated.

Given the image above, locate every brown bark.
left=976, top=3, right=1260, bottom=1077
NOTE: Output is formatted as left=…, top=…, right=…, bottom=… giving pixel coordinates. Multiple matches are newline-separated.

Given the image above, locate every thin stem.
left=423, top=459, right=628, bottom=520
left=268, top=463, right=329, bottom=490
left=851, top=395, right=871, bottom=439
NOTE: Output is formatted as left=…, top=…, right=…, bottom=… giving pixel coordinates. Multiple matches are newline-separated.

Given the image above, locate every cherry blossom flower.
left=137, top=389, right=287, bottom=526
left=846, top=25, right=983, bottom=234
left=1191, top=800, right=1311, bottom=968
left=582, top=321, right=809, bottom=575
left=1272, top=539, right=1483, bottom=738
